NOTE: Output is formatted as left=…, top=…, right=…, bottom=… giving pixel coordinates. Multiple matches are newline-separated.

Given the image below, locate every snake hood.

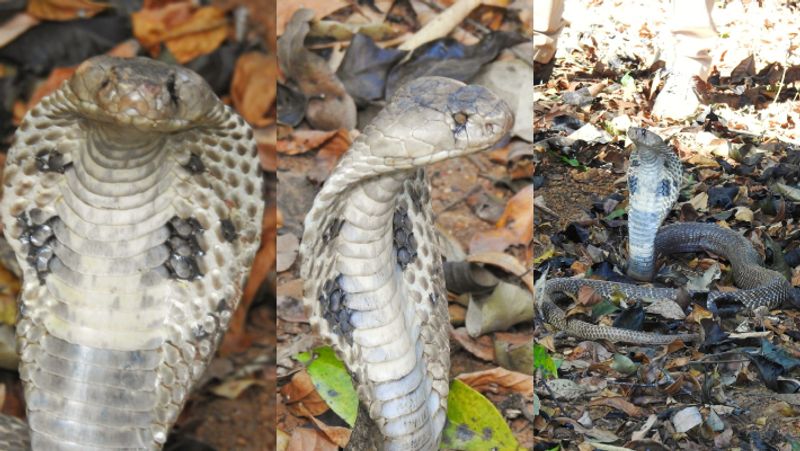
left=359, top=77, right=513, bottom=167
left=300, top=77, right=512, bottom=450
left=626, top=127, right=682, bottom=280
left=67, top=56, right=218, bottom=131
left=1, top=56, right=263, bottom=449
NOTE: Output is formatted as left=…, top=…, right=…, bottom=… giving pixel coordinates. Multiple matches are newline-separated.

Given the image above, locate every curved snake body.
left=299, top=77, right=512, bottom=450
left=538, top=128, right=793, bottom=343
left=0, top=56, right=263, bottom=448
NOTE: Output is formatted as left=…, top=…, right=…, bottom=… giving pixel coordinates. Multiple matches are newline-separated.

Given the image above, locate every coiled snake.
left=299, top=77, right=513, bottom=450
left=537, top=127, right=794, bottom=344
left=0, top=56, right=263, bottom=449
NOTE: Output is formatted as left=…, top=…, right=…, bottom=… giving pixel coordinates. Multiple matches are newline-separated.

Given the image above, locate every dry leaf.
left=210, top=378, right=260, bottom=399
left=231, top=52, right=277, bottom=127
left=450, top=327, right=494, bottom=361
left=469, top=185, right=533, bottom=253
left=27, top=0, right=106, bottom=21
left=277, top=233, right=300, bottom=272
left=277, top=129, right=343, bottom=156
left=286, top=427, right=338, bottom=451
left=0, top=266, right=20, bottom=326
left=281, top=370, right=329, bottom=417
left=256, top=127, right=277, bottom=171
left=132, top=4, right=228, bottom=63
left=457, top=367, right=533, bottom=398
left=276, top=0, right=349, bottom=36
left=589, top=396, right=646, bottom=417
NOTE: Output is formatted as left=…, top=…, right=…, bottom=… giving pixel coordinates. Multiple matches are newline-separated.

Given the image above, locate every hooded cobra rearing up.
left=537, top=127, right=793, bottom=344
left=0, top=56, right=263, bottom=449
left=299, top=77, right=513, bottom=450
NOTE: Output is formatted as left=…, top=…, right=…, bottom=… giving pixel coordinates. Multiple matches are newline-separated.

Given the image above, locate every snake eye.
left=453, top=112, right=468, bottom=126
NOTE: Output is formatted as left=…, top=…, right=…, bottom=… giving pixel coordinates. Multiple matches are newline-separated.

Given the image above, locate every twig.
left=539, top=378, right=570, bottom=415
left=534, top=196, right=559, bottom=219
left=771, top=63, right=788, bottom=106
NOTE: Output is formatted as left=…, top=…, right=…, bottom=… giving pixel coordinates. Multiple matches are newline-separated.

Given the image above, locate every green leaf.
left=591, top=299, right=619, bottom=320
left=441, top=380, right=522, bottom=451
left=604, top=208, right=627, bottom=221
left=611, top=353, right=639, bottom=375
left=620, top=72, right=634, bottom=88
left=294, top=346, right=358, bottom=426
left=533, top=343, right=558, bottom=378
left=560, top=155, right=581, bottom=167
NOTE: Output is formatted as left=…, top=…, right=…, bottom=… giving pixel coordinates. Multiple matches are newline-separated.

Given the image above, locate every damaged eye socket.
left=453, top=112, right=468, bottom=125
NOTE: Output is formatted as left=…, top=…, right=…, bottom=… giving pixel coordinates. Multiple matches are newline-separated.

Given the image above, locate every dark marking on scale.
left=183, top=153, right=206, bottom=175
left=393, top=207, right=418, bottom=270
left=35, top=149, right=71, bottom=173
left=319, top=275, right=354, bottom=345
left=220, top=219, right=237, bottom=242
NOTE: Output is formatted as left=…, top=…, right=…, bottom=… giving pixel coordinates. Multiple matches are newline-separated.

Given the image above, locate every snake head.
left=627, top=127, right=666, bottom=149
left=68, top=56, right=218, bottom=131
left=374, top=77, right=513, bottom=165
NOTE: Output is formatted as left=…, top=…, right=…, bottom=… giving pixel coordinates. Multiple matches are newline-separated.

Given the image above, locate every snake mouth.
left=68, top=56, right=219, bottom=132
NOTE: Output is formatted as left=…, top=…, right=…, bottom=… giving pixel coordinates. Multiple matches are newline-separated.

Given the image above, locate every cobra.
left=537, top=127, right=793, bottom=344
left=299, top=77, right=513, bottom=450
left=0, top=56, right=263, bottom=449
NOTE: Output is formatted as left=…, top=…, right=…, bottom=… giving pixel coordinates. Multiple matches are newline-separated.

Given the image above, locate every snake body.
left=0, top=56, right=263, bottom=448
left=299, top=77, right=512, bottom=450
left=538, top=128, right=793, bottom=344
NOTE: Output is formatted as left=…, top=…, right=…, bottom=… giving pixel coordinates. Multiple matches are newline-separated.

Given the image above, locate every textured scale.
left=537, top=127, right=793, bottom=344
left=626, top=127, right=682, bottom=281
left=300, top=77, right=512, bottom=450
left=0, top=56, right=263, bottom=449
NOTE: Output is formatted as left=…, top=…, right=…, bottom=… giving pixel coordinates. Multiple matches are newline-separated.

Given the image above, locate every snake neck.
left=626, top=139, right=682, bottom=281
left=305, top=167, right=448, bottom=451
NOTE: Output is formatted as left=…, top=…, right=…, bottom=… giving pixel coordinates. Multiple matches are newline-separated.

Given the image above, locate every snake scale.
left=299, top=77, right=513, bottom=450
left=0, top=56, right=263, bottom=449
left=537, top=127, right=794, bottom=344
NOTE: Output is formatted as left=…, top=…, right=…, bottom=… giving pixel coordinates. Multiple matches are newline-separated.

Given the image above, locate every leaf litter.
left=535, top=0, right=800, bottom=449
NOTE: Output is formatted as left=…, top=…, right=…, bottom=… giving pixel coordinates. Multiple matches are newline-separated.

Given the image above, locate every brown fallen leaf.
left=278, top=129, right=340, bottom=156
left=0, top=265, right=20, bottom=326
left=469, top=184, right=533, bottom=253
left=278, top=8, right=356, bottom=130
left=256, top=127, right=277, bottom=171
left=309, top=131, right=352, bottom=182
left=231, top=52, right=277, bottom=127
left=450, top=327, right=494, bottom=361
left=27, top=0, right=106, bottom=21
left=132, top=3, right=228, bottom=63
left=286, top=426, right=338, bottom=451
left=276, top=0, right=349, bottom=36
left=292, top=403, right=352, bottom=448
left=210, top=377, right=261, bottom=399
left=281, top=370, right=329, bottom=417
left=589, top=396, right=646, bottom=417
left=457, top=367, right=533, bottom=399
